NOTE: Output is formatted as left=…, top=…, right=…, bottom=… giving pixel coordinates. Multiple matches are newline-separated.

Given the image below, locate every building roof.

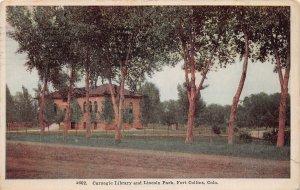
left=48, top=84, right=142, bottom=99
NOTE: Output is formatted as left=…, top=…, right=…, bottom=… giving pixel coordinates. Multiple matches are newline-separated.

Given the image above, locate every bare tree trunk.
left=115, top=65, right=127, bottom=143
left=85, top=70, right=91, bottom=138
left=277, top=56, right=290, bottom=147
left=179, top=27, right=217, bottom=144
left=108, top=77, right=120, bottom=142
left=228, top=31, right=249, bottom=144
left=85, top=49, right=91, bottom=138
left=186, top=96, right=196, bottom=144
left=38, top=75, right=48, bottom=136
left=64, top=67, right=74, bottom=137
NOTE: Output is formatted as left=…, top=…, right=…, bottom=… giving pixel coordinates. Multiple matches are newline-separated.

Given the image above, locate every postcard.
left=1, top=0, right=299, bottom=190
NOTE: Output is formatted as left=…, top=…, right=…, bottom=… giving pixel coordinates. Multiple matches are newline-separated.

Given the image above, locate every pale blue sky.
left=6, top=35, right=281, bottom=105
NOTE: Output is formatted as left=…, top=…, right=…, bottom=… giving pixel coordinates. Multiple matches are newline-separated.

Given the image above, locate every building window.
left=94, top=122, right=97, bottom=129
left=83, top=102, right=87, bottom=113
left=71, top=122, right=75, bottom=129
left=83, top=122, right=86, bottom=129
left=129, top=102, right=133, bottom=114
left=94, top=101, right=98, bottom=113
left=54, top=103, right=57, bottom=114
left=89, top=101, right=92, bottom=112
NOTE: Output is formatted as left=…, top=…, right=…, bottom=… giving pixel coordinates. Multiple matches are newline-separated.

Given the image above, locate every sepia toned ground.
left=6, top=141, right=290, bottom=179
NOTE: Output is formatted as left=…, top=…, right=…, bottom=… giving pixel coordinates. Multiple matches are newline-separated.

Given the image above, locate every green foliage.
left=44, top=98, right=61, bottom=124
left=56, top=109, right=65, bottom=124
left=100, top=97, right=115, bottom=123
left=237, top=92, right=290, bottom=128
left=6, top=85, right=16, bottom=124
left=202, top=104, right=227, bottom=126
left=177, top=83, right=206, bottom=126
left=7, top=7, right=64, bottom=80
left=263, top=130, right=290, bottom=146
left=13, top=86, right=37, bottom=123
left=161, top=100, right=179, bottom=125
left=71, top=99, right=83, bottom=123
left=212, top=125, right=221, bottom=135
left=255, top=7, right=290, bottom=67
left=139, top=82, right=162, bottom=125
left=123, top=107, right=134, bottom=124
left=239, top=131, right=252, bottom=143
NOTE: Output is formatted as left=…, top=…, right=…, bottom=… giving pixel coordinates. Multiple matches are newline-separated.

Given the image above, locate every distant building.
left=48, top=84, right=143, bottom=130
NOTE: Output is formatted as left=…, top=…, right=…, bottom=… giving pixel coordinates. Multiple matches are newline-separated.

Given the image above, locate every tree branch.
left=178, top=23, right=191, bottom=101
left=196, top=42, right=218, bottom=97
left=271, top=35, right=284, bottom=92
left=108, top=71, right=119, bottom=117
left=273, top=48, right=284, bottom=92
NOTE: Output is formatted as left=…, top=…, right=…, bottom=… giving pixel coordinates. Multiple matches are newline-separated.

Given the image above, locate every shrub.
left=284, top=130, right=290, bottom=146
left=263, top=130, right=277, bottom=145
left=234, top=127, right=239, bottom=133
left=239, top=131, right=252, bottom=143
left=263, top=129, right=290, bottom=146
left=212, top=125, right=221, bottom=135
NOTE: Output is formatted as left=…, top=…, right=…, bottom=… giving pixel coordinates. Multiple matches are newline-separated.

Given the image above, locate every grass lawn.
left=6, top=130, right=290, bottom=161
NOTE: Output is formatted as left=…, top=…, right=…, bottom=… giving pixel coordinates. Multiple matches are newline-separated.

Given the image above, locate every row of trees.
left=140, top=82, right=290, bottom=130
left=6, top=85, right=37, bottom=125
left=7, top=82, right=290, bottom=134
left=6, top=84, right=136, bottom=129
left=7, top=6, right=290, bottom=146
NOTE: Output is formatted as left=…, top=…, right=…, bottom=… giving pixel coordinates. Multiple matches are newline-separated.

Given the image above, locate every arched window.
left=83, top=101, right=87, bottom=113
left=94, top=101, right=98, bottom=113
left=54, top=103, right=57, bottom=114
left=129, top=102, right=133, bottom=114
left=89, top=101, right=92, bottom=112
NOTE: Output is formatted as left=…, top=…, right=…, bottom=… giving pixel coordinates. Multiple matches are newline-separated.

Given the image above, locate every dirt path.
left=6, top=141, right=290, bottom=179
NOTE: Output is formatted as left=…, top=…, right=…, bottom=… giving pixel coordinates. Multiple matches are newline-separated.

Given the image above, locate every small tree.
left=44, top=98, right=58, bottom=125
left=177, top=83, right=206, bottom=127
left=139, top=82, right=162, bottom=126
left=14, top=86, right=37, bottom=123
left=71, top=99, right=83, bottom=126
left=100, top=97, right=115, bottom=124
left=6, top=85, right=16, bottom=125
left=123, top=107, right=134, bottom=124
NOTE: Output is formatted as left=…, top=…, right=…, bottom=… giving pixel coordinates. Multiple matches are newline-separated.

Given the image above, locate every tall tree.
left=256, top=7, right=290, bottom=147
left=227, top=7, right=262, bottom=144
left=139, top=82, right=162, bottom=126
left=7, top=6, right=63, bottom=135
left=63, top=7, right=108, bottom=138
left=53, top=7, right=84, bottom=137
left=156, top=7, right=235, bottom=143
left=91, top=7, right=178, bottom=143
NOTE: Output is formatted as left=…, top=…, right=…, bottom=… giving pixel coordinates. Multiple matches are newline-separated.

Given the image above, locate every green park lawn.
left=6, top=128, right=290, bottom=161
